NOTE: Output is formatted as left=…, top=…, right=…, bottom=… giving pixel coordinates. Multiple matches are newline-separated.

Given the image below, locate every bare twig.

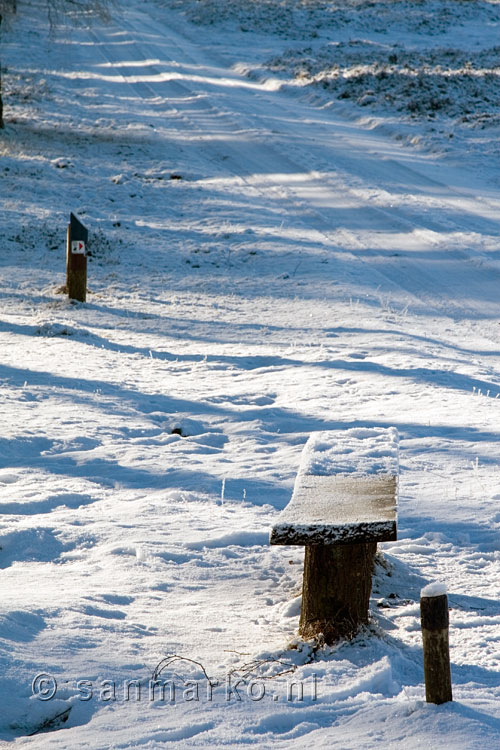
left=27, top=707, right=71, bottom=736
left=152, top=655, right=215, bottom=686
left=228, top=657, right=297, bottom=680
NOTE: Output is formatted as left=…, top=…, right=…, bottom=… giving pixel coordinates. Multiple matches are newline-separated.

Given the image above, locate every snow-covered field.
left=1, top=0, right=500, bottom=746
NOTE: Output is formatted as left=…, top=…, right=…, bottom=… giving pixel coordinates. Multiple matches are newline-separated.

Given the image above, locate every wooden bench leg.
left=299, top=542, right=377, bottom=643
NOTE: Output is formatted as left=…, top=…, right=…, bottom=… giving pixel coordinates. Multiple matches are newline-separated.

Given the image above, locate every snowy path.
left=93, top=2, right=500, bottom=322
left=1, top=1, right=500, bottom=747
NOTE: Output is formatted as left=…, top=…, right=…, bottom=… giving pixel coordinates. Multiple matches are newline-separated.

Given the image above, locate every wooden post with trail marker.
left=420, top=583, right=453, bottom=705
left=66, top=212, right=88, bottom=302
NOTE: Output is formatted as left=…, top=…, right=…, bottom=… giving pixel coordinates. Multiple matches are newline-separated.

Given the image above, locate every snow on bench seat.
left=270, top=428, right=398, bottom=546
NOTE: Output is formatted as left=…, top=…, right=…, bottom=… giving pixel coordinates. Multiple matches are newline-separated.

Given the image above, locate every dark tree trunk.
left=0, top=14, right=3, bottom=129
left=299, top=542, right=377, bottom=643
left=0, top=69, right=3, bottom=129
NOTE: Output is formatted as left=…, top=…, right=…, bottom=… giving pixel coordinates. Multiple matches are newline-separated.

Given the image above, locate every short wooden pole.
left=299, top=542, right=377, bottom=643
left=66, top=212, right=88, bottom=302
left=420, top=585, right=452, bottom=704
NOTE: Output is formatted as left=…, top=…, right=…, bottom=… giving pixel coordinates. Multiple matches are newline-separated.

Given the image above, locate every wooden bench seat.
left=270, top=428, right=398, bottom=643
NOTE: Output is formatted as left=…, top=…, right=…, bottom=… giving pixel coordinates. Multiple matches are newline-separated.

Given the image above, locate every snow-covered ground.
left=1, top=0, right=500, bottom=746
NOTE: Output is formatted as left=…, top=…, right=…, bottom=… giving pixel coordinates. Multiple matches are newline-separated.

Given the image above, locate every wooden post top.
left=270, top=429, right=398, bottom=546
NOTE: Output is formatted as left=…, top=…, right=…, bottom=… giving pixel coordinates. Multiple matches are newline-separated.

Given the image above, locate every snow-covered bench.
left=270, top=428, right=398, bottom=643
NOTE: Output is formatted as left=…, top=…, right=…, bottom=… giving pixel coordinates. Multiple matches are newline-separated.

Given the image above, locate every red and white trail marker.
left=71, top=240, right=86, bottom=255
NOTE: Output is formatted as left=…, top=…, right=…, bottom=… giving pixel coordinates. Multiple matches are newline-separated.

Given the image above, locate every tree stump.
left=299, top=542, right=377, bottom=643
